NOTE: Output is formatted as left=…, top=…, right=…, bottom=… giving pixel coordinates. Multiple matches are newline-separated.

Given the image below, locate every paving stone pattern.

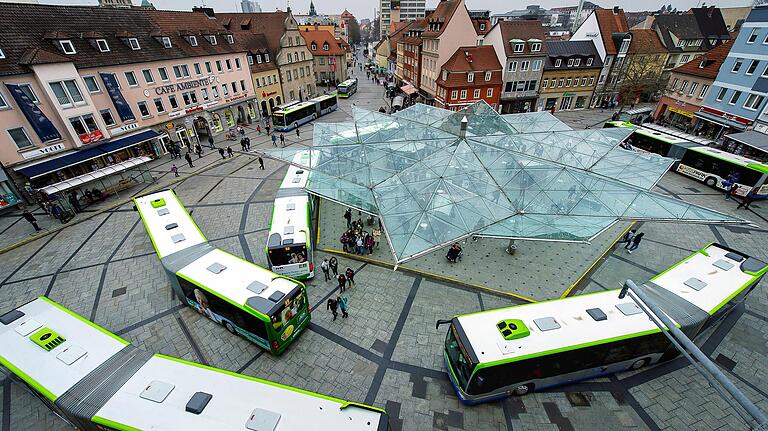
left=1, top=73, right=767, bottom=431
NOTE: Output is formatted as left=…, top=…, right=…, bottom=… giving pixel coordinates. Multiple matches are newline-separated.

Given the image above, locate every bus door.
left=268, top=285, right=309, bottom=352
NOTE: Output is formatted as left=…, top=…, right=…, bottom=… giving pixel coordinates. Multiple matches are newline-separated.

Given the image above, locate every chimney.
left=459, top=116, right=468, bottom=139
left=613, top=6, right=619, bottom=14
left=192, top=6, right=216, bottom=18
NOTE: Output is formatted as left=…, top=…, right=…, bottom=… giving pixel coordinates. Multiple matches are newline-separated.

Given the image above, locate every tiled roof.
left=673, top=38, right=733, bottom=79
left=215, top=12, right=290, bottom=56
left=594, top=8, right=629, bottom=55
left=437, top=46, right=502, bottom=88
left=629, top=29, right=668, bottom=54
left=0, top=4, right=249, bottom=77
left=494, top=20, right=548, bottom=57
left=654, top=14, right=703, bottom=40
left=472, top=18, right=491, bottom=36
left=236, top=33, right=278, bottom=72
left=300, top=29, right=345, bottom=56
left=422, top=0, right=462, bottom=38
left=544, top=40, right=603, bottom=69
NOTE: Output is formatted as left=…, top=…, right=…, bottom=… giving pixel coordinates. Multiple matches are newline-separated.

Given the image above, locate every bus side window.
left=236, top=311, right=269, bottom=342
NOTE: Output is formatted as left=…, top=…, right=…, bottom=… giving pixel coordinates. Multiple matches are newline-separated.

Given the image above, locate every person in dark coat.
left=327, top=298, right=339, bottom=321
left=208, top=136, right=215, bottom=149
left=22, top=209, right=42, bottom=232
left=626, top=232, right=644, bottom=254
left=343, top=208, right=352, bottom=228
left=227, top=147, right=234, bottom=158
left=279, top=133, right=285, bottom=146
left=337, top=273, right=347, bottom=292
left=616, top=229, right=636, bottom=247
left=736, top=187, right=759, bottom=210
left=218, top=148, right=226, bottom=159
left=258, top=156, right=265, bottom=170
left=195, top=144, right=203, bottom=158
left=68, top=193, right=81, bottom=213
left=329, top=257, right=338, bottom=276
left=345, top=267, right=355, bottom=288
left=184, top=153, right=194, bottom=168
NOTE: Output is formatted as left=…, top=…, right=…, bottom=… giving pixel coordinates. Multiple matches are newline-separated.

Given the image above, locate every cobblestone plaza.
left=1, top=75, right=767, bottom=431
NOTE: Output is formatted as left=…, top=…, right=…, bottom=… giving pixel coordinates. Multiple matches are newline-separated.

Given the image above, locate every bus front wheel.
left=630, top=358, right=649, bottom=370
left=704, top=177, right=718, bottom=187
left=224, top=321, right=237, bottom=335
left=512, top=384, right=533, bottom=396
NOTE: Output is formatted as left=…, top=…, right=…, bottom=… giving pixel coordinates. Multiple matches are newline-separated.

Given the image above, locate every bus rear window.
left=270, top=286, right=306, bottom=333
left=268, top=244, right=308, bottom=266
left=445, top=327, right=473, bottom=390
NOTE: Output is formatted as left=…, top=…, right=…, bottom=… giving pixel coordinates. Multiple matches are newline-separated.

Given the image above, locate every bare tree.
left=605, top=35, right=668, bottom=113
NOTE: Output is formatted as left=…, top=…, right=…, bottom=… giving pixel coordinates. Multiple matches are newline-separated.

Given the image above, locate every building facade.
left=539, top=40, right=602, bottom=111
left=301, top=29, right=348, bottom=85
left=653, top=40, right=732, bottom=131
left=396, top=22, right=425, bottom=91
left=485, top=20, right=548, bottom=113
left=218, top=11, right=316, bottom=103
left=380, top=0, right=426, bottom=39
left=695, top=6, right=768, bottom=139
left=419, top=0, right=477, bottom=103
left=0, top=4, right=257, bottom=198
left=434, top=45, right=502, bottom=110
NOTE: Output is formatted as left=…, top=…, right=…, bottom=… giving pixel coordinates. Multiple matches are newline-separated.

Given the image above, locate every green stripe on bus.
left=39, top=296, right=129, bottom=346
left=92, top=416, right=143, bottom=431
left=0, top=354, right=57, bottom=401
left=174, top=272, right=269, bottom=320
left=709, top=269, right=768, bottom=315
left=154, top=354, right=382, bottom=412
left=173, top=189, right=208, bottom=242
left=133, top=198, right=161, bottom=258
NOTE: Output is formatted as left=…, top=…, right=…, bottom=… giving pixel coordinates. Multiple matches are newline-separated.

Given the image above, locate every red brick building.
left=435, top=45, right=502, bottom=111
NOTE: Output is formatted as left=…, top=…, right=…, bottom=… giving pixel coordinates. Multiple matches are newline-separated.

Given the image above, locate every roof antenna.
left=460, top=116, right=468, bottom=139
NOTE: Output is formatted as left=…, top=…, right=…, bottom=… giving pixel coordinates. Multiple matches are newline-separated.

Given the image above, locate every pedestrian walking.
left=238, top=125, right=245, bottom=137
left=329, top=257, right=338, bottom=276
left=266, top=124, right=271, bottom=135
left=321, top=258, right=331, bottom=281
left=343, top=208, right=352, bottom=228
left=279, top=133, right=285, bottom=146
left=296, top=127, right=300, bottom=138
left=338, top=295, right=349, bottom=318
left=185, top=153, right=194, bottom=168
left=736, top=187, right=758, bottom=210
left=616, top=229, right=636, bottom=247
left=208, top=136, right=215, bottom=149
left=327, top=298, right=339, bottom=321
left=219, top=148, right=226, bottom=159
left=22, top=209, right=42, bottom=232
left=258, top=156, right=265, bottom=170
left=271, top=134, right=278, bottom=146
left=171, top=164, right=179, bottom=177
left=256, top=124, right=261, bottom=135
left=729, top=184, right=740, bottom=201
left=195, top=144, right=203, bottom=159
left=245, top=136, right=251, bottom=151
left=240, top=138, right=247, bottom=152
left=68, top=193, right=81, bottom=213
left=227, top=146, right=234, bottom=158
left=338, top=273, right=347, bottom=292
left=626, top=232, right=644, bottom=254
left=722, top=175, right=735, bottom=200
left=345, top=267, right=355, bottom=288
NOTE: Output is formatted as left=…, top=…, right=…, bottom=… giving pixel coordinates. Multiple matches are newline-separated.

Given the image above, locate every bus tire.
left=704, top=177, right=718, bottom=187
left=512, top=384, right=533, bottom=396
left=630, top=358, right=649, bottom=370
left=224, top=321, right=237, bottom=335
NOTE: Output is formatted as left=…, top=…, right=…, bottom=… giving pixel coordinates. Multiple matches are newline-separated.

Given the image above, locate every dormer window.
left=618, top=38, right=630, bottom=55
left=161, top=37, right=172, bottom=49
left=59, top=40, right=76, bottom=54
left=484, top=71, right=491, bottom=81
left=206, top=35, right=217, bottom=45
left=514, top=43, right=524, bottom=53
left=554, top=58, right=561, bottom=67
left=567, top=58, right=574, bottom=67
left=530, top=42, right=541, bottom=52
left=574, top=58, right=581, bottom=67
left=586, top=57, right=593, bottom=66
left=248, top=54, right=253, bottom=65
left=96, top=39, right=110, bottom=53
left=264, top=53, right=269, bottom=62
left=479, top=23, right=485, bottom=31
left=257, top=54, right=263, bottom=64
left=188, top=36, right=198, bottom=46
left=311, top=42, right=317, bottom=50
left=467, top=72, right=474, bottom=82
left=226, top=34, right=234, bottom=44
left=128, top=38, right=141, bottom=50
left=323, top=42, right=329, bottom=51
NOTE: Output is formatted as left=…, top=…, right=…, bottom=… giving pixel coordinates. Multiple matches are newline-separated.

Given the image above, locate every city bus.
left=135, top=190, right=310, bottom=354
left=0, top=297, right=390, bottom=431
left=676, top=146, right=768, bottom=197
left=603, top=121, right=695, bottom=158
left=437, top=243, right=767, bottom=404
left=267, top=151, right=314, bottom=280
left=310, top=93, right=339, bottom=116
left=337, top=78, right=358, bottom=98
left=272, top=101, right=318, bottom=132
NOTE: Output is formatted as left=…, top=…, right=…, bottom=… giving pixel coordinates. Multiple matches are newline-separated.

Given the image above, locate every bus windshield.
left=268, top=244, right=308, bottom=266
left=270, top=286, right=306, bottom=333
left=272, top=113, right=287, bottom=127
left=445, top=326, right=473, bottom=389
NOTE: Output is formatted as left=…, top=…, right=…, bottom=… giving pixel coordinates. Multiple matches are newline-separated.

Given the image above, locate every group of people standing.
left=321, top=257, right=356, bottom=321
left=722, top=174, right=760, bottom=210
left=617, top=229, right=645, bottom=254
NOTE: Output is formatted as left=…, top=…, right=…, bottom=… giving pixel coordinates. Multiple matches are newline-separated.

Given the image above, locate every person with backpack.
left=626, top=232, right=645, bottom=254
left=338, top=295, right=349, bottom=319
left=271, top=134, right=278, bottom=146
left=337, top=273, right=347, bottom=293
left=171, top=164, right=179, bottom=177
left=327, top=298, right=339, bottom=321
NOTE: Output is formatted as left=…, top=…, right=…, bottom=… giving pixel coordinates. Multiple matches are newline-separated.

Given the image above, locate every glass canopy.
left=265, top=101, right=744, bottom=264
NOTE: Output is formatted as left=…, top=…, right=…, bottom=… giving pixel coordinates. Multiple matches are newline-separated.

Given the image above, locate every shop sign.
left=261, top=90, right=278, bottom=97
left=165, top=122, right=175, bottom=130
left=0, top=193, right=18, bottom=207
left=167, top=101, right=220, bottom=119
left=562, top=92, right=576, bottom=97
left=225, top=93, right=247, bottom=103
left=20, top=143, right=66, bottom=160
left=700, top=106, right=751, bottom=126
left=79, top=130, right=105, bottom=144
left=668, top=106, right=694, bottom=119
left=109, top=122, right=140, bottom=136
left=153, top=77, right=211, bottom=96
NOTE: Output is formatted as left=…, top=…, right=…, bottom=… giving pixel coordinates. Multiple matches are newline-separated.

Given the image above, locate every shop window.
left=224, top=110, right=235, bottom=127
left=211, top=114, right=223, bottom=132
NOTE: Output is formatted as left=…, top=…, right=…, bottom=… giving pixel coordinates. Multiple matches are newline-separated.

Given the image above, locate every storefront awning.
left=39, top=156, right=152, bottom=195
left=724, top=130, right=768, bottom=152
left=16, top=129, right=161, bottom=179
left=400, top=84, right=417, bottom=95
left=694, top=111, right=748, bottom=132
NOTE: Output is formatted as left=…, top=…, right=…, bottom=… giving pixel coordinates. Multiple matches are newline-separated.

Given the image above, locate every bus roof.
left=634, top=126, right=691, bottom=145
left=134, top=190, right=206, bottom=258
left=338, top=79, right=357, bottom=87
left=455, top=243, right=766, bottom=365
left=640, top=123, right=714, bottom=146
left=270, top=157, right=311, bottom=247
left=176, top=248, right=300, bottom=316
left=275, top=100, right=300, bottom=110
left=94, top=354, right=387, bottom=431
left=0, top=297, right=128, bottom=401
left=688, top=146, right=768, bottom=174
left=274, top=101, right=316, bottom=115
left=310, top=93, right=337, bottom=102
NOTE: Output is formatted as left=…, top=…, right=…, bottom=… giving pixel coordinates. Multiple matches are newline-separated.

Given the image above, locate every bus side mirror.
left=435, top=319, right=452, bottom=330
left=619, top=283, right=629, bottom=299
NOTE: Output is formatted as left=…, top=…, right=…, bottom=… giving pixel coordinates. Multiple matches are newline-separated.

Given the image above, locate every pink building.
left=0, top=4, right=258, bottom=203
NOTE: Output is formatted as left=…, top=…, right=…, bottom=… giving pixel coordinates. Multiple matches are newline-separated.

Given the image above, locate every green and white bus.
left=438, top=243, right=767, bottom=404
left=337, top=79, right=358, bottom=98
left=0, top=297, right=390, bottom=431
left=267, top=151, right=314, bottom=280
left=603, top=121, right=695, bottom=158
left=273, top=101, right=317, bottom=132
left=135, top=190, right=310, bottom=354
left=310, top=93, right=339, bottom=116
left=677, top=146, right=768, bottom=197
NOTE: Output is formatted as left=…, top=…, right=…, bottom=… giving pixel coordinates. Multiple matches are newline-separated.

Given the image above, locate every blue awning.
left=16, top=129, right=161, bottom=179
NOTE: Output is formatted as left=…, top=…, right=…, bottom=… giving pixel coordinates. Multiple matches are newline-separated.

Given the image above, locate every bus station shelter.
left=265, top=101, right=745, bottom=264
